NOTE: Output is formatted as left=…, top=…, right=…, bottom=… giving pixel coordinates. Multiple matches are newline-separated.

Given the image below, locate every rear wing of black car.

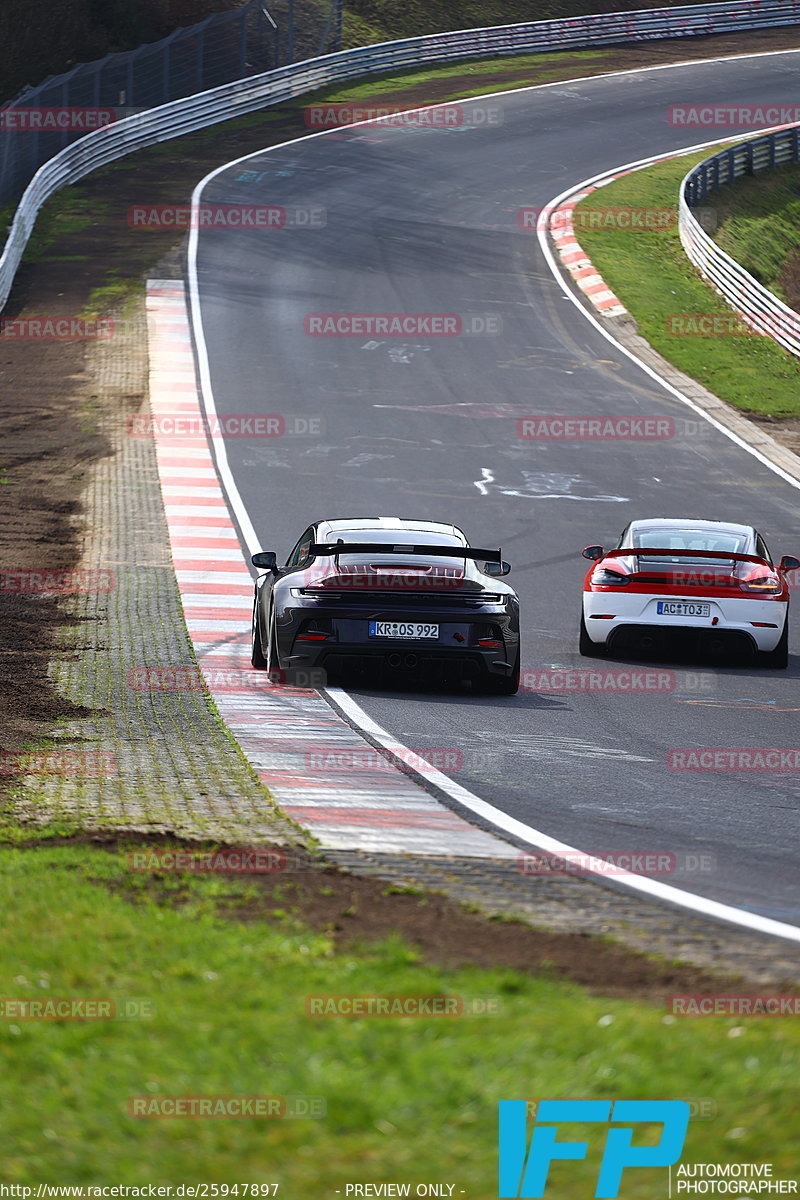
left=309, top=541, right=503, bottom=566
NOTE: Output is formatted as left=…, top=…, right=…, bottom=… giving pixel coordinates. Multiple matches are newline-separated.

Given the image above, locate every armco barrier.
left=680, top=128, right=800, bottom=358
left=3, top=0, right=800, bottom=314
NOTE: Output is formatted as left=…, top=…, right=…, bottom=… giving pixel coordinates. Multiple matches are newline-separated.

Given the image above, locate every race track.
left=189, top=49, right=800, bottom=927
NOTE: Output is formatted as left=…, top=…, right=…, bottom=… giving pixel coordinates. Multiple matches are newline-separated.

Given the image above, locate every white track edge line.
left=186, top=52, right=800, bottom=942
left=327, top=686, right=800, bottom=944
left=537, top=138, right=800, bottom=491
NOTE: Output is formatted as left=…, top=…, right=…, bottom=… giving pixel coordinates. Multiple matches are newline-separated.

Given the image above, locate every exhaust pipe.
left=404, top=653, right=418, bottom=669
left=387, top=653, right=402, bottom=668
left=639, top=635, right=655, bottom=650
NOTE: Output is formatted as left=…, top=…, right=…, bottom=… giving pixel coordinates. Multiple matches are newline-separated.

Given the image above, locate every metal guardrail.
left=680, top=128, right=800, bottom=358
left=3, top=0, right=800, bottom=313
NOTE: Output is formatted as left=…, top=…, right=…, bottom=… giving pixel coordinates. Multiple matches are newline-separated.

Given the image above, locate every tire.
left=579, top=611, right=607, bottom=658
left=761, top=618, right=788, bottom=669
left=251, top=599, right=269, bottom=669
left=266, top=614, right=285, bottom=684
left=485, top=649, right=520, bottom=695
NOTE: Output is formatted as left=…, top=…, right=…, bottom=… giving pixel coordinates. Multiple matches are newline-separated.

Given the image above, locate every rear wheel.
left=266, top=614, right=285, bottom=684
left=251, top=599, right=268, bottom=669
left=579, top=612, right=606, bottom=658
left=485, top=649, right=520, bottom=695
left=761, top=619, right=789, bottom=669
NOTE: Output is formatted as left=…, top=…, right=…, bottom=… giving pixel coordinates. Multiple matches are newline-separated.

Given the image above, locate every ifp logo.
left=498, top=1099, right=690, bottom=1198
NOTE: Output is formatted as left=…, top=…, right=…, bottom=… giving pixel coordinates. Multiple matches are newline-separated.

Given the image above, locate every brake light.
left=296, top=632, right=330, bottom=641
left=738, top=570, right=781, bottom=595
left=591, top=567, right=629, bottom=586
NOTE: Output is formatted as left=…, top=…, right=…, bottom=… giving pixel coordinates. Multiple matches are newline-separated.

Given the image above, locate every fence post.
left=288, top=0, right=295, bottom=62
left=239, top=9, right=247, bottom=76
left=726, top=147, right=736, bottom=184
left=162, top=36, right=171, bottom=102
left=197, top=28, right=204, bottom=93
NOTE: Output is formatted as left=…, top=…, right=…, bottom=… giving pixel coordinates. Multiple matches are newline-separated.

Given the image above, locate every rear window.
left=631, top=527, right=748, bottom=555
left=323, top=529, right=467, bottom=570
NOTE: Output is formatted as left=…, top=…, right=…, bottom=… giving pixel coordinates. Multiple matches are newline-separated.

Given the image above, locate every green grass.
left=710, top=162, right=800, bottom=302
left=574, top=148, right=800, bottom=418
left=80, top=274, right=142, bottom=321
left=314, top=49, right=611, bottom=101
left=1, top=843, right=798, bottom=1188
left=18, top=191, right=109, bottom=263
left=339, top=0, right=636, bottom=50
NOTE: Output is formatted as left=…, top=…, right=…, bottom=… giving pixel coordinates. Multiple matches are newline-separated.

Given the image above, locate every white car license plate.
left=656, top=601, right=711, bottom=618
left=369, top=621, right=439, bottom=639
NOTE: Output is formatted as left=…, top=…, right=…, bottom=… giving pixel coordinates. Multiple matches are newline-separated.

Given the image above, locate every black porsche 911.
left=250, top=516, right=520, bottom=693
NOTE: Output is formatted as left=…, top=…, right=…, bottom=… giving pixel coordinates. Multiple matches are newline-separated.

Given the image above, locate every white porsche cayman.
left=580, top=518, right=799, bottom=668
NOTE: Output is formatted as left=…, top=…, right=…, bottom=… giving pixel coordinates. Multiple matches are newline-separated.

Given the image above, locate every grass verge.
left=710, top=161, right=800, bottom=307
left=574, top=148, right=800, bottom=418
left=1, top=843, right=798, bottom=1186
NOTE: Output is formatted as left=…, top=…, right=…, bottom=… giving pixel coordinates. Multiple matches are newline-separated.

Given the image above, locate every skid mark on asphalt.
left=474, top=466, right=628, bottom=502
left=469, top=731, right=653, bottom=763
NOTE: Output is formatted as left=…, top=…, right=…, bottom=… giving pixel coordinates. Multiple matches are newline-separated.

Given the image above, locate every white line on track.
left=186, top=48, right=800, bottom=942
left=536, top=142, right=800, bottom=494
left=326, top=686, right=800, bottom=944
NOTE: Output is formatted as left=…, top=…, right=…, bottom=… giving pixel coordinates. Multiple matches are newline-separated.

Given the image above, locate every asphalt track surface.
left=190, top=50, right=800, bottom=929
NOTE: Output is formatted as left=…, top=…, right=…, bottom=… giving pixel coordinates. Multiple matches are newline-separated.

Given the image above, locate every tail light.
left=591, top=566, right=629, bottom=586
left=738, top=569, right=781, bottom=595
left=295, top=618, right=334, bottom=642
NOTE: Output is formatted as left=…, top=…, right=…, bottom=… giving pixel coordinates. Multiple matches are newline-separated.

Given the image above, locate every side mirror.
left=779, top=554, right=800, bottom=573
left=251, top=550, right=279, bottom=575
left=484, top=560, right=511, bottom=577
left=582, top=545, right=605, bottom=561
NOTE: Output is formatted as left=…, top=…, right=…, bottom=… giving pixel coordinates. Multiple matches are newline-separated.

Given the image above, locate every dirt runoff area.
left=2, top=24, right=800, bottom=985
